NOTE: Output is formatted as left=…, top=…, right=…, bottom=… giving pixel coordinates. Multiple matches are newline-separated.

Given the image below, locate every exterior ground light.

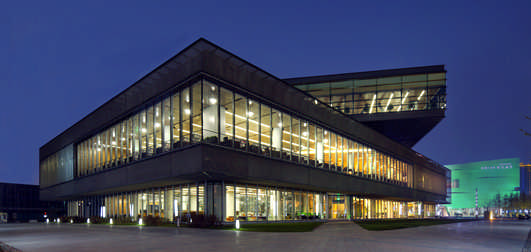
left=110, top=218, right=113, bottom=225
left=87, top=218, right=90, bottom=224
left=235, top=219, right=240, bottom=230
left=46, top=218, right=49, bottom=224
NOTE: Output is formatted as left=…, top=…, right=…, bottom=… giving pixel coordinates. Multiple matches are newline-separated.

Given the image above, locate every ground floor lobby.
left=65, top=182, right=438, bottom=222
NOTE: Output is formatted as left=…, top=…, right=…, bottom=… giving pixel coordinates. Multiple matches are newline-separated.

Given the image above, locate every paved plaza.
left=0, top=220, right=529, bottom=251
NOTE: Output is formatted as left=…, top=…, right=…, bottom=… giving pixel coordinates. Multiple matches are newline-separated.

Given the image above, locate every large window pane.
left=260, top=104, right=271, bottom=156
left=154, top=101, right=162, bottom=153
left=162, top=97, right=171, bottom=151
left=281, top=114, right=291, bottom=160
left=146, top=105, right=154, bottom=156
left=220, top=88, right=233, bottom=147
left=191, top=82, right=202, bottom=143
left=316, top=127, right=324, bottom=167
left=140, top=109, right=147, bottom=157
left=248, top=99, right=260, bottom=153
left=181, top=88, right=191, bottom=145
left=308, top=124, right=316, bottom=167
left=291, top=118, right=300, bottom=163
left=300, top=121, right=309, bottom=165
left=203, top=81, right=219, bottom=143
left=234, top=94, right=247, bottom=150
left=172, top=91, right=181, bottom=148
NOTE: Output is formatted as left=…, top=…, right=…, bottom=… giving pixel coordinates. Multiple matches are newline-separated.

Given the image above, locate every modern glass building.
left=40, top=39, right=449, bottom=222
left=446, top=158, right=520, bottom=216
left=285, top=66, right=447, bottom=147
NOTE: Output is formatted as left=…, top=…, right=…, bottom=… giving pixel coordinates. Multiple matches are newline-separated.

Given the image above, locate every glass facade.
left=293, top=72, right=446, bottom=115
left=70, top=77, right=445, bottom=193
left=66, top=182, right=435, bottom=221
left=40, top=144, right=74, bottom=187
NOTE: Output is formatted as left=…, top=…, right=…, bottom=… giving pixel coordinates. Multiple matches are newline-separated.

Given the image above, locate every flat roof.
left=283, top=65, right=446, bottom=85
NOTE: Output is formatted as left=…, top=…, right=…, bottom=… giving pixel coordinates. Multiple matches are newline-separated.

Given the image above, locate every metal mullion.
left=232, top=92, right=235, bottom=148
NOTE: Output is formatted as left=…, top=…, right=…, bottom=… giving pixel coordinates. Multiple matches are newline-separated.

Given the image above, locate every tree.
left=521, top=115, right=530, bottom=137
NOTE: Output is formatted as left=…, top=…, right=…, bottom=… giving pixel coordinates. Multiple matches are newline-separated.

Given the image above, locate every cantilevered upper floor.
left=284, top=65, right=447, bottom=147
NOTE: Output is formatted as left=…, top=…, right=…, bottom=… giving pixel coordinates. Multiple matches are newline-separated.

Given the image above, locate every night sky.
left=2, top=1, right=530, bottom=185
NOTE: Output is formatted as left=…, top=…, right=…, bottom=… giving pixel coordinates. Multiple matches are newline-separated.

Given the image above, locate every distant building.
left=446, top=158, right=520, bottom=216
left=0, top=182, right=64, bottom=223
left=39, top=38, right=449, bottom=222
left=521, top=163, right=531, bottom=196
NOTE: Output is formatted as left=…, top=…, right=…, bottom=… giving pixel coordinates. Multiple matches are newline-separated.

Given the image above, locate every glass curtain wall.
left=292, top=72, right=446, bottom=115
left=224, top=184, right=326, bottom=222
left=73, top=76, right=447, bottom=195
left=352, top=197, right=420, bottom=219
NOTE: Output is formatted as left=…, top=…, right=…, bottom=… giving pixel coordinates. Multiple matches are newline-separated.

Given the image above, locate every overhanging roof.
left=283, top=65, right=446, bottom=85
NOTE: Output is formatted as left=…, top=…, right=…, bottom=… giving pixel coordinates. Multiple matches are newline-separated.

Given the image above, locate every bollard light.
left=57, top=218, right=60, bottom=223
left=46, top=218, right=49, bottom=224
left=110, top=218, right=113, bottom=225
left=139, top=218, right=143, bottom=225
left=87, top=218, right=90, bottom=224
left=235, top=219, right=240, bottom=230
left=70, top=219, right=73, bottom=224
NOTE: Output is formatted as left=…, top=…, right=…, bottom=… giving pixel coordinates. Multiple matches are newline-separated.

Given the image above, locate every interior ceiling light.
left=417, top=90, right=425, bottom=101
left=369, top=94, right=376, bottom=114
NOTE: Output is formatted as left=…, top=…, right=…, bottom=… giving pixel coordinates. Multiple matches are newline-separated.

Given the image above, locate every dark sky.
left=2, top=1, right=530, bottom=185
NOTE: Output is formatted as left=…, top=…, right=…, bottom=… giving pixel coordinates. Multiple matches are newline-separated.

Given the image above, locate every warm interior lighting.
left=184, top=109, right=191, bottom=115
left=155, top=123, right=161, bottom=128
left=417, top=90, right=425, bottom=100
left=209, top=97, right=217, bottom=104
left=397, top=91, right=409, bottom=112
left=369, top=94, right=376, bottom=114
left=141, top=128, right=147, bottom=133
left=385, top=93, right=394, bottom=112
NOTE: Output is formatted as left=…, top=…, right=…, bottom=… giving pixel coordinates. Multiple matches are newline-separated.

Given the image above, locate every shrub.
left=142, top=216, right=166, bottom=226
left=189, top=214, right=222, bottom=228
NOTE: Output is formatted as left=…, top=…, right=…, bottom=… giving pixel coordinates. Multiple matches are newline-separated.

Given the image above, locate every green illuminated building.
left=446, top=158, right=520, bottom=216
